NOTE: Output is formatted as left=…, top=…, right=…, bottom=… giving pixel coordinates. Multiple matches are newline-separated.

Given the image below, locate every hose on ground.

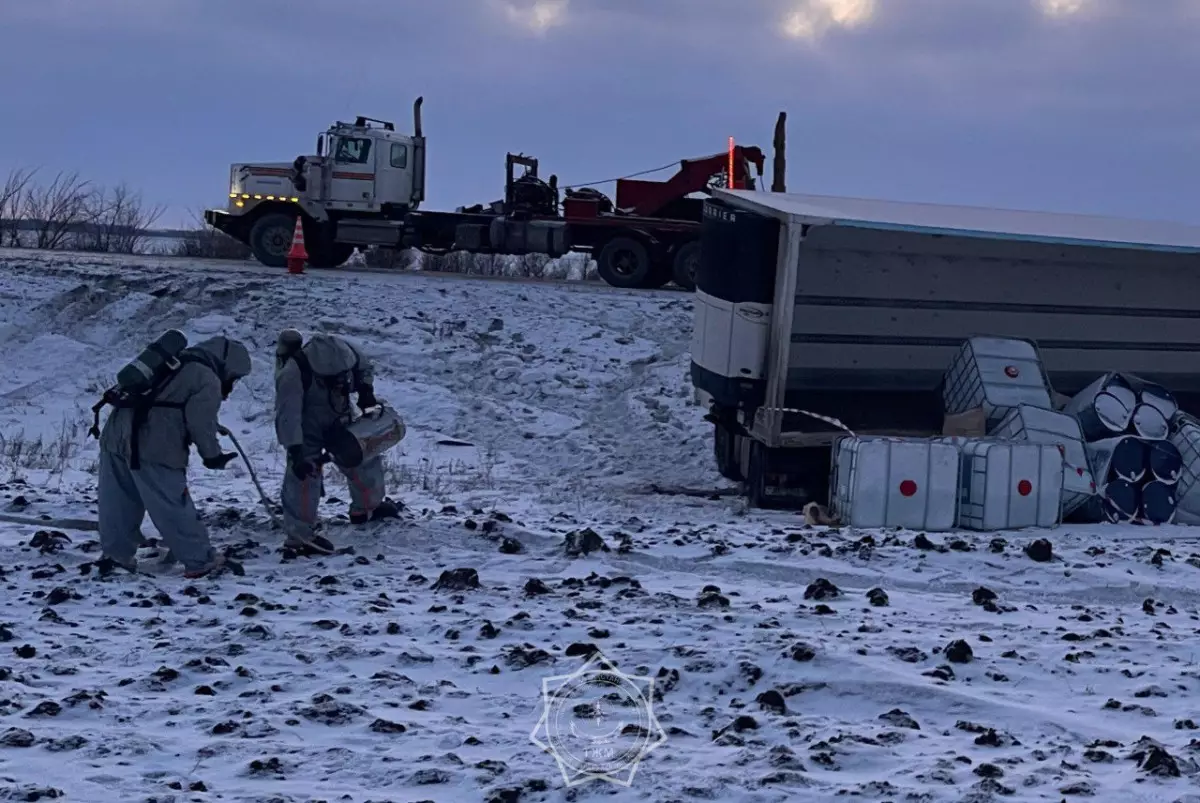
left=220, top=427, right=282, bottom=529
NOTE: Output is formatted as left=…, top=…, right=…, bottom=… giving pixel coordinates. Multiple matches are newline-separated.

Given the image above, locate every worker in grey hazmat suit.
left=98, top=335, right=253, bottom=578
left=274, top=330, right=399, bottom=549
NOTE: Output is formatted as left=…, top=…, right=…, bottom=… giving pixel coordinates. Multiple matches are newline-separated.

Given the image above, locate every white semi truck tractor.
left=204, top=99, right=427, bottom=269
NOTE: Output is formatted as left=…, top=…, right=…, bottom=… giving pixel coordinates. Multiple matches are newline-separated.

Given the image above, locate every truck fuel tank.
left=488, top=218, right=569, bottom=256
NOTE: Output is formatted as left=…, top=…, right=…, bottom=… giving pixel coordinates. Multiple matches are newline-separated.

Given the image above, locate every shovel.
left=219, top=426, right=281, bottom=529
left=218, top=426, right=336, bottom=555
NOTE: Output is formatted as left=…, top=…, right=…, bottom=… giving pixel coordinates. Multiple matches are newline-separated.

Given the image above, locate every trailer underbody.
left=206, top=204, right=710, bottom=289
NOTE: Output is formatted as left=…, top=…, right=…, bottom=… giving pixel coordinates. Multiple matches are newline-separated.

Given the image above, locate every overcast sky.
left=1, top=0, right=1196, bottom=228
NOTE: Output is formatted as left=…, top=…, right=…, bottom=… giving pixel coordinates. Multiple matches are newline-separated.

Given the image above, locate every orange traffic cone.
left=286, top=217, right=307, bottom=274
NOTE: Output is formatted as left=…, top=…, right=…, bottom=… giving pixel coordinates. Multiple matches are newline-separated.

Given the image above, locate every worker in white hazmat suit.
left=97, top=335, right=253, bottom=578
left=274, top=330, right=399, bottom=549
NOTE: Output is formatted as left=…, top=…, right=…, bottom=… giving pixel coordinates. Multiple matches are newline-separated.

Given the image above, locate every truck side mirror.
left=316, top=135, right=324, bottom=156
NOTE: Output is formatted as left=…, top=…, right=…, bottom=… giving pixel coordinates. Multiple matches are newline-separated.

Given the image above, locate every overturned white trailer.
left=691, top=190, right=1200, bottom=507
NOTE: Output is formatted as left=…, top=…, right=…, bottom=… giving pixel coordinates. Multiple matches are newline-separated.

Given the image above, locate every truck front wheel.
left=595, top=236, right=654, bottom=288
left=248, top=213, right=296, bottom=268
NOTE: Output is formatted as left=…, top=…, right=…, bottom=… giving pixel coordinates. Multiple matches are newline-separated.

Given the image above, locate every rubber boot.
left=350, top=499, right=401, bottom=525
left=97, top=555, right=138, bottom=577
left=183, top=552, right=226, bottom=579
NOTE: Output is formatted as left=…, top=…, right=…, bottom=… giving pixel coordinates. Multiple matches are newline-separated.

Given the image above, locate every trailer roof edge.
left=711, top=189, right=1200, bottom=254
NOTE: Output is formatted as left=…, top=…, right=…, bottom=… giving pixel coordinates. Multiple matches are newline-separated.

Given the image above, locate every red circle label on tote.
left=899, top=480, right=918, bottom=497
left=1004, top=366, right=1019, bottom=378
left=1017, top=480, right=1033, bottom=496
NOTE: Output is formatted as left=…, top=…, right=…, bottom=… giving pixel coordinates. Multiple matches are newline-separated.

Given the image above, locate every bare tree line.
left=1, top=168, right=160, bottom=253
left=0, top=167, right=248, bottom=259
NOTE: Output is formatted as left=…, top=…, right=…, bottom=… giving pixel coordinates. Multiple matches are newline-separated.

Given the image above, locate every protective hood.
left=190, top=336, right=253, bottom=382
left=302, top=334, right=359, bottom=376
left=277, top=328, right=303, bottom=357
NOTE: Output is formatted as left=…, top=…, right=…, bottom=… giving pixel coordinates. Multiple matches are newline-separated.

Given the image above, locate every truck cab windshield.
left=335, top=137, right=371, bottom=164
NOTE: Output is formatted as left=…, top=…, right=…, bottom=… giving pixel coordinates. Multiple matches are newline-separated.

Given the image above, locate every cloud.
left=4, top=0, right=1194, bottom=128
left=1035, top=0, right=1092, bottom=16
left=781, top=0, right=877, bottom=40
left=491, top=0, right=569, bottom=33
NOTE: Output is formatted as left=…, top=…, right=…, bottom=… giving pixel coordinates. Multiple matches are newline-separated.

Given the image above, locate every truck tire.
left=671, top=240, right=700, bottom=291
left=745, top=440, right=769, bottom=508
left=596, top=236, right=654, bottom=288
left=714, top=424, right=743, bottom=481
left=248, top=213, right=297, bottom=268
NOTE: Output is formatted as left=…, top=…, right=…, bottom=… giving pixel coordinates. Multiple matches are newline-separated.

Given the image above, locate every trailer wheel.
left=714, top=424, right=743, bottom=481
left=248, top=213, right=296, bottom=268
left=745, top=440, right=769, bottom=508
left=596, top=236, right=654, bottom=288
left=671, top=241, right=700, bottom=291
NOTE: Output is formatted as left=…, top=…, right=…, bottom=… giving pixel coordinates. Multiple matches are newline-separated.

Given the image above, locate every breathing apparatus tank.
left=116, top=330, right=188, bottom=395
left=325, top=404, right=407, bottom=469
left=89, top=329, right=190, bottom=440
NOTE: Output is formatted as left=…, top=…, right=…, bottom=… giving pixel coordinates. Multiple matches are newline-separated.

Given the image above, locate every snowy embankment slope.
left=1, top=251, right=1200, bottom=802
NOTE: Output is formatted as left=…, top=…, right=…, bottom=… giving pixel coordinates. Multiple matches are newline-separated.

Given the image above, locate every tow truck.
left=203, top=98, right=765, bottom=290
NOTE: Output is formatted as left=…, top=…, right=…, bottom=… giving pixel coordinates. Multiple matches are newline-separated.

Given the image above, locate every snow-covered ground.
left=2, top=250, right=1200, bottom=803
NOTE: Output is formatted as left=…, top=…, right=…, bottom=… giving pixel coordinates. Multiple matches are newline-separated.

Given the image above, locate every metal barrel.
left=325, top=404, right=407, bottom=468
left=1146, top=439, right=1183, bottom=484
left=1086, top=435, right=1147, bottom=484
left=1131, top=403, right=1169, bottom=440
left=1136, top=381, right=1179, bottom=421
left=1063, top=373, right=1136, bottom=442
left=1100, top=478, right=1140, bottom=523
left=1138, top=480, right=1177, bottom=525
